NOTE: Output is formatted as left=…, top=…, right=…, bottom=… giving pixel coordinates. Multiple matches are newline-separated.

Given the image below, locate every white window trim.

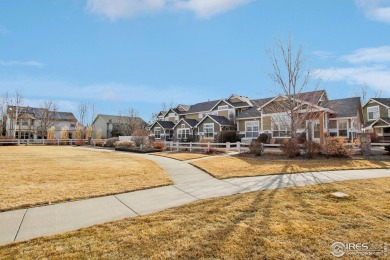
left=177, top=128, right=190, bottom=139
left=154, top=127, right=161, bottom=139
left=367, top=106, right=379, bottom=121
left=218, top=105, right=229, bottom=111
left=203, top=123, right=214, bottom=138
left=337, top=120, right=348, bottom=137
left=245, top=121, right=260, bottom=138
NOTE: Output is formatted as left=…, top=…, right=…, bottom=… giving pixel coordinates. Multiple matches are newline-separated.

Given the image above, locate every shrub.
left=94, top=140, right=105, bottom=147
left=132, top=129, right=149, bottom=147
left=281, top=139, right=300, bottom=158
left=297, top=133, right=307, bottom=144
left=257, top=133, right=270, bottom=144
left=114, top=140, right=135, bottom=148
left=151, top=141, right=166, bottom=150
left=385, top=145, right=390, bottom=155
left=370, top=132, right=381, bottom=143
left=104, top=137, right=119, bottom=147
left=302, top=141, right=321, bottom=159
left=202, top=147, right=225, bottom=155
left=324, top=137, right=353, bottom=157
left=214, top=130, right=239, bottom=143
left=249, top=140, right=264, bottom=156
left=75, top=139, right=85, bottom=146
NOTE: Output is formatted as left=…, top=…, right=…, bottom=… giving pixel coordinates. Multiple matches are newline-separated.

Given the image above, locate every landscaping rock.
left=329, top=191, right=350, bottom=198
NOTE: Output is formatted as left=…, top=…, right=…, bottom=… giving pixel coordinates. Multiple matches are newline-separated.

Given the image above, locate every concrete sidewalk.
left=1, top=149, right=390, bottom=245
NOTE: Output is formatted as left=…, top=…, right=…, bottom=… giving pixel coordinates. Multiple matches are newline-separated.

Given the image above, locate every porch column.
left=320, top=112, right=324, bottom=145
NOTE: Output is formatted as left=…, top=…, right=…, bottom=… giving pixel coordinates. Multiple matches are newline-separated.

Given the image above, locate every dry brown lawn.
left=153, top=152, right=209, bottom=161
left=0, top=146, right=172, bottom=211
left=1, top=178, right=389, bottom=259
left=191, top=156, right=390, bottom=179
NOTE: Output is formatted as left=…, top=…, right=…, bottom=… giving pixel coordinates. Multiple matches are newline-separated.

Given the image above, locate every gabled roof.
left=157, top=111, right=167, bottom=117
left=236, top=107, right=262, bottom=119
left=364, top=117, right=390, bottom=128
left=150, top=120, right=175, bottom=130
left=173, top=118, right=198, bottom=129
left=94, top=114, right=146, bottom=125
left=7, top=106, right=77, bottom=122
left=371, top=98, right=390, bottom=108
left=183, top=99, right=220, bottom=114
left=177, top=104, right=190, bottom=111
left=227, top=94, right=253, bottom=106
left=320, top=97, right=361, bottom=118
left=196, top=115, right=234, bottom=127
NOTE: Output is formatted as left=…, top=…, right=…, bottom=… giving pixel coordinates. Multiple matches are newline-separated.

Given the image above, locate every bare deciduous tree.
left=77, top=101, right=88, bottom=127
left=7, top=91, right=24, bottom=138
left=267, top=35, right=320, bottom=140
left=36, top=100, right=59, bottom=139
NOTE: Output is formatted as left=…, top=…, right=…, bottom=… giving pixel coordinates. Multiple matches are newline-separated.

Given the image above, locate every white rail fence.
left=163, top=141, right=390, bottom=153
left=0, top=139, right=101, bottom=146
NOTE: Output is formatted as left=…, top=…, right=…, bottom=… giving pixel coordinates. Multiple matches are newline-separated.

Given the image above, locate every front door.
left=307, top=120, right=320, bottom=142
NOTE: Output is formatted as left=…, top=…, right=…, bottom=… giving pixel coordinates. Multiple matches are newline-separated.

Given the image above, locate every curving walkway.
left=1, top=148, right=390, bottom=245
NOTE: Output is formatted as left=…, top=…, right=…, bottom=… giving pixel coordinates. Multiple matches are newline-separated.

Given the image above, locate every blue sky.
left=1, top=0, right=390, bottom=122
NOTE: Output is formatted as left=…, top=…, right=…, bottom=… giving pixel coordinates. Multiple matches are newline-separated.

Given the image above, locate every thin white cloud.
left=356, top=0, right=390, bottom=24
left=86, top=0, right=165, bottom=21
left=315, top=66, right=390, bottom=94
left=340, top=46, right=390, bottom=64
left=0, top=60, right=44, bottom=68
left=85, top=0, right=252, bottom=20
left=175, top=0, right=252, bottom=19
left=312, top=50, right=335, bottom=60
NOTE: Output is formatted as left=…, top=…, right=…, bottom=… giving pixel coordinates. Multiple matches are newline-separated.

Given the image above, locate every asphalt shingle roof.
left=372, top=98, right=390, bottom=108
left=320, top=97, right=361, bottom=118
left=183, top=118, right=198, bottom=128
left=208, top=115, right=234, bottom=126
left=180, top=100, right=220, bottom=114
left=8, top=106, right=77, bottom=122
left=156, top=121, right=175, bottom=129
left=97, top=114, right=146, bottom=125
left=236, top=107, right=262, bottom=119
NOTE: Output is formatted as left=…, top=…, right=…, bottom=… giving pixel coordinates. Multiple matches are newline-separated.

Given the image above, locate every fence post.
left=57, top=139, right=60, bottom=145
left=170, top=141, right=173, bottom=151
left=27, top=139, right=29, bottom=146
left=190, top=142, right=192, bottom=152
left=237, top=142, right=240, bottom=153
left=207, top=142, right=210, bottom=152
left=176, top=141, right=179, bottom=151
left=43, top=139, right=45, bottom=145
left=226, top=142, right=230, bottom=152
left=18, top=139, right=20, bottom=145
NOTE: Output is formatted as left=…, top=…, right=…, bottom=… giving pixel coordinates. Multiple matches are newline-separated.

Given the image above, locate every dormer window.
left=218, top=105, right=229, bottom=110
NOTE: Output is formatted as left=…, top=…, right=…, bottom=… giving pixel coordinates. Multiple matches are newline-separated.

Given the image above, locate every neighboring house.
left=362, top=98, right=390, bottom=139
left=149, top=121, right=175, bottom=141
left=92, top=114, right=147, bottom=139
left=5, top=106, right=77, bottom=139
left=150, top=90, right=364, bottom=144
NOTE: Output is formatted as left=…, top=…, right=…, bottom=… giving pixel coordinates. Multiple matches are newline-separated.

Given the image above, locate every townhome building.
left=5, top=106, right=78, bottom=139
left=362, top=98, right=390, bottom=140
left=149, top=90, right=364, bottom=144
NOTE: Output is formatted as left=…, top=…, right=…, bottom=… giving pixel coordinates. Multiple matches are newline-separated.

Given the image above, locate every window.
left=22, top=119, right=29, bottom=126
left=168, top=113, right=175, bottom=117
left=154, top=127, right=161, bottom=139
left=218, top=105, right=229, bottom=110
left=367, top=106, right=379, bottom=121
left=245, top=121, right=259, bottom=138
left=338, top=120, right=348, bottom=137
left=272, top=114, right=291, bottom=137
left=204, top=123, right=214, bottom=138
left=177, top=129, right=190, bottom=139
